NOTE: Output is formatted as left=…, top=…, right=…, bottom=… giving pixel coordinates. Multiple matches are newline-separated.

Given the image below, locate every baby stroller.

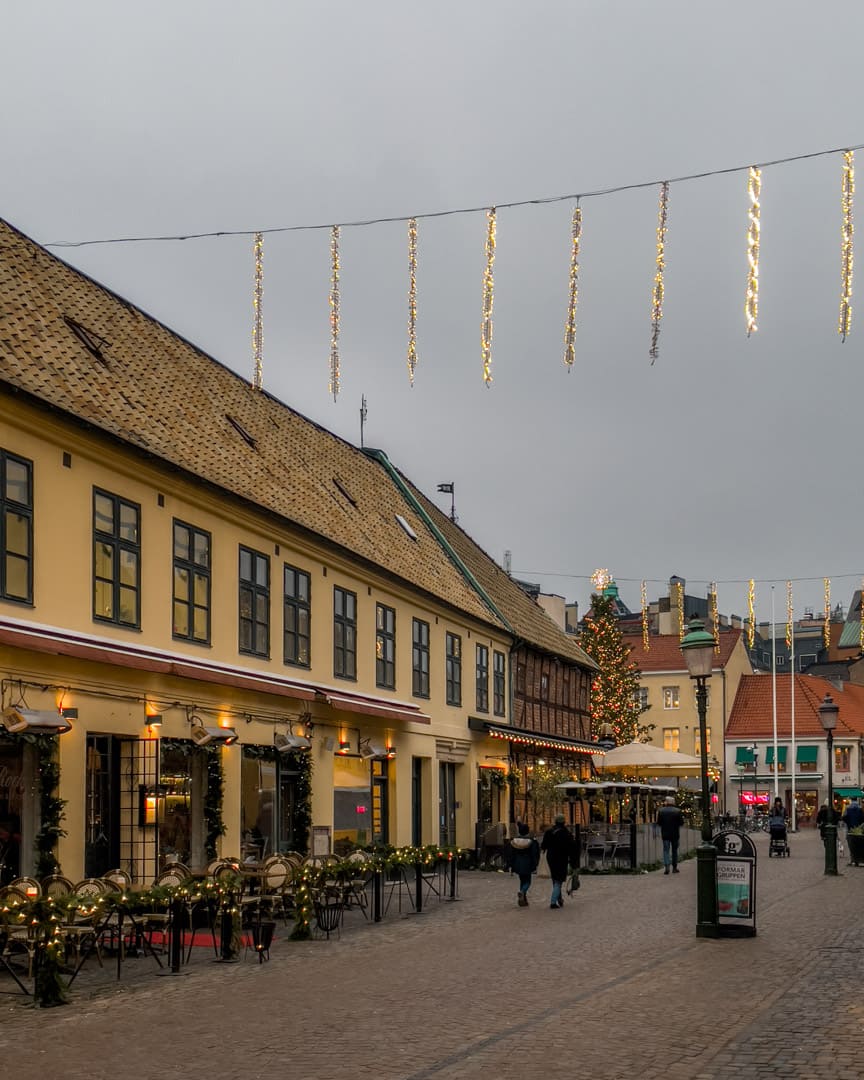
left=767, top=813, right=790, bottom=857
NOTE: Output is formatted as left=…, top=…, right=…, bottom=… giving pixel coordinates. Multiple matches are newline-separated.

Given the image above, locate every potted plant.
left=846, top=825, right=864, bottom=866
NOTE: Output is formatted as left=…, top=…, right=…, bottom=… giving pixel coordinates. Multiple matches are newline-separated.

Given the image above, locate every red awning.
left=318, top=691, right=431, bottom=725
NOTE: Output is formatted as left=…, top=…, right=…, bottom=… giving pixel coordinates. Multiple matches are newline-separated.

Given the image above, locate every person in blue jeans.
left=542, top=814, right=575, bottom=908
left=657, top=796, right=684, bottom=874
left=508, top=822, right=540, bottom=906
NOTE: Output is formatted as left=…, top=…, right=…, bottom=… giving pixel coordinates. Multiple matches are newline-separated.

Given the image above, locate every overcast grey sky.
left=3, top=1, right=863, bottom=623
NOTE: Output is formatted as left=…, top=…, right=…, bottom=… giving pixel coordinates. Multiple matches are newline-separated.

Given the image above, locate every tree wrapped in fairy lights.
left=578, top=591, right=646, bottom=746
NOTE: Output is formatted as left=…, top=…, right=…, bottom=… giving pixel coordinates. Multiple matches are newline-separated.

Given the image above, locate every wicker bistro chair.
left=103, top=868, right=132, bottom=891
left=41, top=874, right=75, bottom=899
left=8, top=876, right=41, bottom=900
left=0, top=886, right=35, bottom=980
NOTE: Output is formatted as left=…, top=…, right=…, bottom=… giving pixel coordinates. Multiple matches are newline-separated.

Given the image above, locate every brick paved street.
left=2, top=829, right=862, bottom=1079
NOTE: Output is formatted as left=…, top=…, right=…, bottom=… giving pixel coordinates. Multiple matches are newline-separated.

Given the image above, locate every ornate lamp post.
left=818, top=693, right=839, bottom=876
left=681, top=617, right=719, bottom=938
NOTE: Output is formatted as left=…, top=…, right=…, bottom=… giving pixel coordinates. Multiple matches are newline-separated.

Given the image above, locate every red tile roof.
left=727, top=674, right=864, bottom=738
left=622, top=628, right=744, bottom=674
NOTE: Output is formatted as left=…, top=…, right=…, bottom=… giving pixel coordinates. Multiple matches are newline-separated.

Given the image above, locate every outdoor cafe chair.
left=1, top=886, right=37, bottom=978
left=103, top=868, right=132, bottom=891
left=41, top=874, right=75, bottom=899
left=8, top=876, right=41, bottom=900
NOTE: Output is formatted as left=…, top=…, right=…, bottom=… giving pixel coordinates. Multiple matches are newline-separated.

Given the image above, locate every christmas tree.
left=578, top=588, right=646, bottom=745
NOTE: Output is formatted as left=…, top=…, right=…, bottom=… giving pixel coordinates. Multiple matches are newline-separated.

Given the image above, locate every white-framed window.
left=694, top=727, right=711, bottom=756
left=633, top=687, right=649, bottom=710
left=692, top=685, right=711, bottom=708
left=663, top=727, right=680, bottom=752
left=663, top=686, right=680, bottom=710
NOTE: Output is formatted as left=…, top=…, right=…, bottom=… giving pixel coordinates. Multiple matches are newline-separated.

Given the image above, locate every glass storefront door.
left=333, top=755, right=372, bottom=855
left=439, top=762, right=457, bottom=847
left=85, top=735, right=122, bottom=878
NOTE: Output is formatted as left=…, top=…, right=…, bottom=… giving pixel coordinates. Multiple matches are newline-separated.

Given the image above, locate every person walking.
left=657, top=795, right=684, bottom=875
left=542, top=814, right=575, bottom=909
left=842, top=797, right=864, bottom=830
left=509, top=822, right=540, bottom=906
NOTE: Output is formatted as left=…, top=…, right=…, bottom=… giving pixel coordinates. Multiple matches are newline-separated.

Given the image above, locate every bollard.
left=373, top=869, right=382, bottom=922
left=170, top=897, right=183, bottom=973
left=414, top=863, right=424, bottom=914
left=447, top=857, right=459, bottom=901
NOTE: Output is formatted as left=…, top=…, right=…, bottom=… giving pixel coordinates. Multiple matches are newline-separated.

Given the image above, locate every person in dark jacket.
left=657, top=796, right=684, bottom=875
left=842, top=798, right=864, bottom=830
left=541, top=814, right=575, bottom=909
left=817, top=800, right=841, bottom=836
left=509, top=822, right=540, bottom=906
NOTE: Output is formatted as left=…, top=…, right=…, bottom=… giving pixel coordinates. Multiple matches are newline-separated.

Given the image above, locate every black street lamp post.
left=819, top=694, right=839, bottom=877
left=681, top=618, right=719, bottom=939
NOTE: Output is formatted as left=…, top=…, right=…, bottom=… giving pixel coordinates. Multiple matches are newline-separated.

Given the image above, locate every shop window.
left=0, top=739, right=25, bottom=882
left=93, top=488, right=140, bottom=627
left=0, top=450, right=33, bottom=604
left=333, top=753, right=373, bottom=854
left=173, top=520, right=211, bottom=643
left=239, top=545, right=270, bottom=657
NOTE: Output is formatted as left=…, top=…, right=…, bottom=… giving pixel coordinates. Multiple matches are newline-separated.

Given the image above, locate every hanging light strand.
left=675, top=579, right=685, bottom=641
left=747, top=579, right=756, bottom=648
left=407, top=218, right=418, bottom=384
left=329, top=226, right=341, bottom=401
left=824, top=577, right=832, bottom=648
left=839, top=150, right=855, bottom=341
left=745, top=166, right=761, bottom=336
left=481, top=208, right=496, bottom=387
left=708, top=583, right=720, bottom=652
left=563, top=203, right=582, bottom=369
left=252, top=232, right=264, bottom=390
left=641, top=580, right=650, bottom=651
left=786, top=581, right=794, bottom=650
left=649, top=181, right=670, bottom=364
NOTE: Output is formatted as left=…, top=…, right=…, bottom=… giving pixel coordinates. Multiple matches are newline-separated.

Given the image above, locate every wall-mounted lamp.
left=191, top=723, right=238, bottom=747
left=147, top=714, right=163, bottom=730
left=337, top=740, right=352, bottom=755
left=61, top=708, right=79, bottom=721
left=385, top=746, right=397, bottom=759
left=275, top=731, right=312, bottom=753
left=1, top=708, right=72, bottom=735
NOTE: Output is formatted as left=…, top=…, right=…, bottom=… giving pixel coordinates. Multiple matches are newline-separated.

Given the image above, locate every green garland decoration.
left=204, top=747, right=226, bottom=859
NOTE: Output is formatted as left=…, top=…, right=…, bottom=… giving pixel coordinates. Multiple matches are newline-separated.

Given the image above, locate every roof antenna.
left=360, top=394, right=368, bottom=448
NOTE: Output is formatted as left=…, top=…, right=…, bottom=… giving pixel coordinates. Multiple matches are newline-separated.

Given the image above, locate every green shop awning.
left=765, top=746, right=788, bottom=765
left=796, top=746, right=819, bottom=764
left=735, top=747, right=755, bottom=765
left=835, top=787, right=864, bottom=799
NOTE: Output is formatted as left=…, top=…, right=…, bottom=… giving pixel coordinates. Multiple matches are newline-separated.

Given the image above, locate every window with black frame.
left=284, top=564, right=311, bottom=667
left=376, top=603, right=396, bottom=689
left=446, top=632, right=462, bottom=706
left=412, top=618, right=430, bottom=698
left=239, top=545, right=270, bottom=656
left=173, top=520, right=211, bottom=643
left=0, top=450, right=32, bottom=604
left=493, top=650, right=506, bottom=715
left=476, top=644, right=489, bottom=712
left=93, top=489, right=140, bottom=627
left=334, top=586, right=357, bottom=679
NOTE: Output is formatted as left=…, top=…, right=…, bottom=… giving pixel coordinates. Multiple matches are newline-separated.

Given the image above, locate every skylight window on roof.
left=396, top=514, right=418, bottom=540
left=63, top=316, right=108, bottom=363
left=226, top=414, right=257, bottom=449
left=332, top=476, right=357, bottom=507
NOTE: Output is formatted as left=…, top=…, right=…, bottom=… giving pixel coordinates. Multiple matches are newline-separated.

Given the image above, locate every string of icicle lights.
left=407, top=218, right=418, bottom=385
left=44, top=140, right=864, bottom=393
left=252, top=232, right=264, bottom=391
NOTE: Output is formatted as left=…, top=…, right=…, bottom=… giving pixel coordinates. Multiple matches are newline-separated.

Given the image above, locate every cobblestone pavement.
left=2, top=829, right=862, bottom=1079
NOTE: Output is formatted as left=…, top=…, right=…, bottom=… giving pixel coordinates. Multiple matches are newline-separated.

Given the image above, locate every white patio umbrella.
left=595, top=740, right=703, bottom=777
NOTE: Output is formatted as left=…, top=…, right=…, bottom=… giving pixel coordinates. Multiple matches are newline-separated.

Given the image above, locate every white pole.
left=790, top=615, right=797, bottom=831
left=772, top=586, right=779, bottom=801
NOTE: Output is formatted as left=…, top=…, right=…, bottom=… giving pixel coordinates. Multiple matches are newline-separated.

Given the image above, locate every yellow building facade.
left=0, top=218, right=535, bottom=885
